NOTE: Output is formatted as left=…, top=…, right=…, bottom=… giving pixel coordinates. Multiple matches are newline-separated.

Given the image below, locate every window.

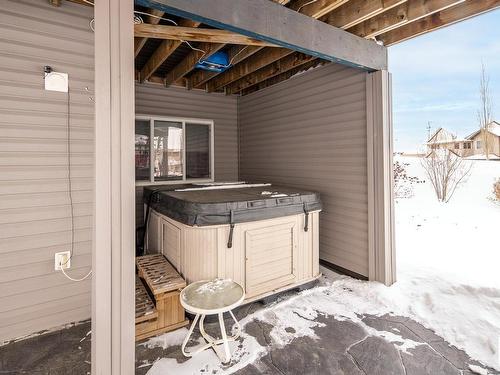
left=135, top=116, right=214, bottom=184
left=476, top=140, right=482, bottom=149
left=454, top=143, right=460, bottom=149
left=463, top=142, right=472, bottom=149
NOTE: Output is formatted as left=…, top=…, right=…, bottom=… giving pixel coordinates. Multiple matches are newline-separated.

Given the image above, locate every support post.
left=93, top=0, right=135, bottom=374
left=366, top=70, right=396, bottom=286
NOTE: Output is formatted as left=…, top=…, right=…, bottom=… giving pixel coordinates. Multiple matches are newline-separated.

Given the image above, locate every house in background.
left=465, top=121, right=500, bottom=159
left=426, top=121, right=500, bottom=159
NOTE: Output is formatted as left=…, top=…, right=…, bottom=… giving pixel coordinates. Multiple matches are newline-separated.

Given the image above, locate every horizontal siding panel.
left=239, top=63, right=369, bottom=277
left=0, top=0, right=94, bottom=342
left=1, top=241, right=91, bottom=269
left=0, top=179, right=92, bottom=195
left=0, top=254, right=91, bottom=284
left=0, top=293, right=90, bottom=329
left=0, top=305, right=90, bottom=345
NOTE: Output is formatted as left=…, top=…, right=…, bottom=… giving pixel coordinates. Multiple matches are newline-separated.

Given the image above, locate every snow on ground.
left=393, top=156, right=500, bottom=369
left=144, top=156, right=500, bottom=374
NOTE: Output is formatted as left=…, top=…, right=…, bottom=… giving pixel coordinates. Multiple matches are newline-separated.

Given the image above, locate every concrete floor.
left=1, top=297, right=497, bottom=375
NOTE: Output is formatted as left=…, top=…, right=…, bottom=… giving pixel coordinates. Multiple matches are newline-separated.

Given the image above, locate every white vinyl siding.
left=0, top=0, right=94, bottom=342
left=238, top=63, right=370, bottom=277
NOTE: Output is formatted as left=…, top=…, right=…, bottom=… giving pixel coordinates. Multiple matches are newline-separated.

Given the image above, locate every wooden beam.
left=241, top=60, right=324, bottom=95
left=206, top=47, right=292, bottom=92
left=203, top=0, right=380, bottom=93
left=135, top=0, right=387, bottom=71
left=135, top=24, right=279, bottom=47
left=185, top=0, right=288, bottom=90
left=226, top=52, right=315, bottom=94
left=321, top=0, right=407, bottom=29
left=348, top=0, right=465, bottom=39
left=187, top=45, right=262, bottom=89
left=164, top=42, right=225, bottom=87
left=134, top=9, right=165, bottom=58
left=139, top=19, right=200, bottom=83
left=213, top=0, right=398, bottom=93
left=377, top=0, right=500, bottom=46
left=289, top=0, right=349, bottom=18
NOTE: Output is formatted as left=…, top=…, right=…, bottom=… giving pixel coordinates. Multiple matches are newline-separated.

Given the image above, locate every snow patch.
left=469, top=364, right=490, bottom=375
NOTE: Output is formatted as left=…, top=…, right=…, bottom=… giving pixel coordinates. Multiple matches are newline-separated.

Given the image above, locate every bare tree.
left=421, top=149, right=472, bottom=202
left=477, top=62, right=493, bottom=159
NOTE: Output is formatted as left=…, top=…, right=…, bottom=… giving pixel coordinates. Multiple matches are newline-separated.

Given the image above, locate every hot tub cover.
left=143, top=183, right=322, bottom=226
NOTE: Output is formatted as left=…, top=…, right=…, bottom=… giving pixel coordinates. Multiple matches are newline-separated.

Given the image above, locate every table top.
left=180, top=279, right=245, bottom=315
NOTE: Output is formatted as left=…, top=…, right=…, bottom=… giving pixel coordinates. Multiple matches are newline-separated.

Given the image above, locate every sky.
left=389, top=9, right=500, bottom=152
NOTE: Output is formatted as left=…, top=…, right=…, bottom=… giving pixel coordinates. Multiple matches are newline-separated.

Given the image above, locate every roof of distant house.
left=465, top=121, right=500, bottom=139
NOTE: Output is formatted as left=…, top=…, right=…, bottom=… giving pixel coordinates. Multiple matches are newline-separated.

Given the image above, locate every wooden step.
left=135, top=276, right=157, bottom=324
left=136, top=254, right=186, bottom=295
left=135, top=254, right=189, bottom=341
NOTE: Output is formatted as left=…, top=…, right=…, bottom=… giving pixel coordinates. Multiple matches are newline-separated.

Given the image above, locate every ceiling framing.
left=53, top=0, right=500, bottom=95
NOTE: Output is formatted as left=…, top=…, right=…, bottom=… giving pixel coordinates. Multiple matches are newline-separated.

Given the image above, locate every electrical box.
left=55, top=251, right=71, bottom=270
left=45, top=71, right=68, bottom=92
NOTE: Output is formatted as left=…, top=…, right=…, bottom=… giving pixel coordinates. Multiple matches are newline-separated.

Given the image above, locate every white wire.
left=61, top=265, right=92, bottom=282
left=87, top=5, right=208, bottom=60
left=297, top=0, right=318, bottom=13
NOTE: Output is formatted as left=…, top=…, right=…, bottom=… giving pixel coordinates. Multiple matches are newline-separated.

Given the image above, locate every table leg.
left=218, top=312, right=231, bottom=364
left=182, top=313, right=212, bottom=358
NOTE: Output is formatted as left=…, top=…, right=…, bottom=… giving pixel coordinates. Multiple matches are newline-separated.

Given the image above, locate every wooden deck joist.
left=135, top=0, right=388, bottom=71
left=134, top=9, right=165, bottom=58
left=129, top=0, right=500, bottom=95
left=187, top=45, right=262, bottom=89
left=377, top=0, right=500, bottom=45
left=321, top=0, right=407, bottom=29
left=134, top=24, right=279, bottom=47
left=347, top=0, right=465, bottom=39
left=289, top=0, right=350, bottom=18
left=164, top=42, right=225, bottom=87
left=226, top=52, right=315, bottom=94
left=139, top=19, right=200, bottom=83
left=184, top=0, right=287, bottom=90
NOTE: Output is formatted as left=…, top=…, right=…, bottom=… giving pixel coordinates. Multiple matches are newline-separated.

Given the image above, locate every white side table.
left=180, top=279, right=245, bottom=364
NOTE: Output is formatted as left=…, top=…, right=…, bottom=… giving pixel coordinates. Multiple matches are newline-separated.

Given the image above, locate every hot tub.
left=144, top=183, right=322, bottom=301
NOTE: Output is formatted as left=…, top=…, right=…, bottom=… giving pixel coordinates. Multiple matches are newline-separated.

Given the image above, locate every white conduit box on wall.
left=44, top=66, right=68, bottom=92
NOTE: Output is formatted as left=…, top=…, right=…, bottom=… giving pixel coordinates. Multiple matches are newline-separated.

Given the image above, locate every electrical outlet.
left=55, top=251, right=71, bottom=271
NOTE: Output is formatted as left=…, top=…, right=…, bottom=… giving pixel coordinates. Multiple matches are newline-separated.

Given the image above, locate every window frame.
left=135, top=114, right=215, bottom=186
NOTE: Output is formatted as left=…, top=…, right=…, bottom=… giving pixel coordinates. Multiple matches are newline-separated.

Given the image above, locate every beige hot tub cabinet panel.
left=147, top=210, right=320, bottom=301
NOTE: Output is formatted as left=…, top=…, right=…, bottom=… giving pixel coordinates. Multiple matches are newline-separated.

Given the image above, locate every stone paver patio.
left=0, top=294, right=497, bottom=375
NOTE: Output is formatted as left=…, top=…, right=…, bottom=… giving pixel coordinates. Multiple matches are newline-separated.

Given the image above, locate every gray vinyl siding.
left=238, top=63, right=369, bottom=277
left=0, top=0, right=94, bottom=342
left=135, top=84, right=238, bottom=226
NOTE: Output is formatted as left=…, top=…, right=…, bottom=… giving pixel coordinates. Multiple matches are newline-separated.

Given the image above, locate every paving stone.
left=348, top=336, right=405, bottom=375
left=401, top=344, right=460, bottom=375
left=426, top=339, right=472, bottom=370
left=361, top=314, right=424, bottom=343
left=401, top=319, right=444, bottom=343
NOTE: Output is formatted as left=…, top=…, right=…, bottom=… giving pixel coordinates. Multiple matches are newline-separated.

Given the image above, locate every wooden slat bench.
left=135, top=254, right=189, bottom=341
